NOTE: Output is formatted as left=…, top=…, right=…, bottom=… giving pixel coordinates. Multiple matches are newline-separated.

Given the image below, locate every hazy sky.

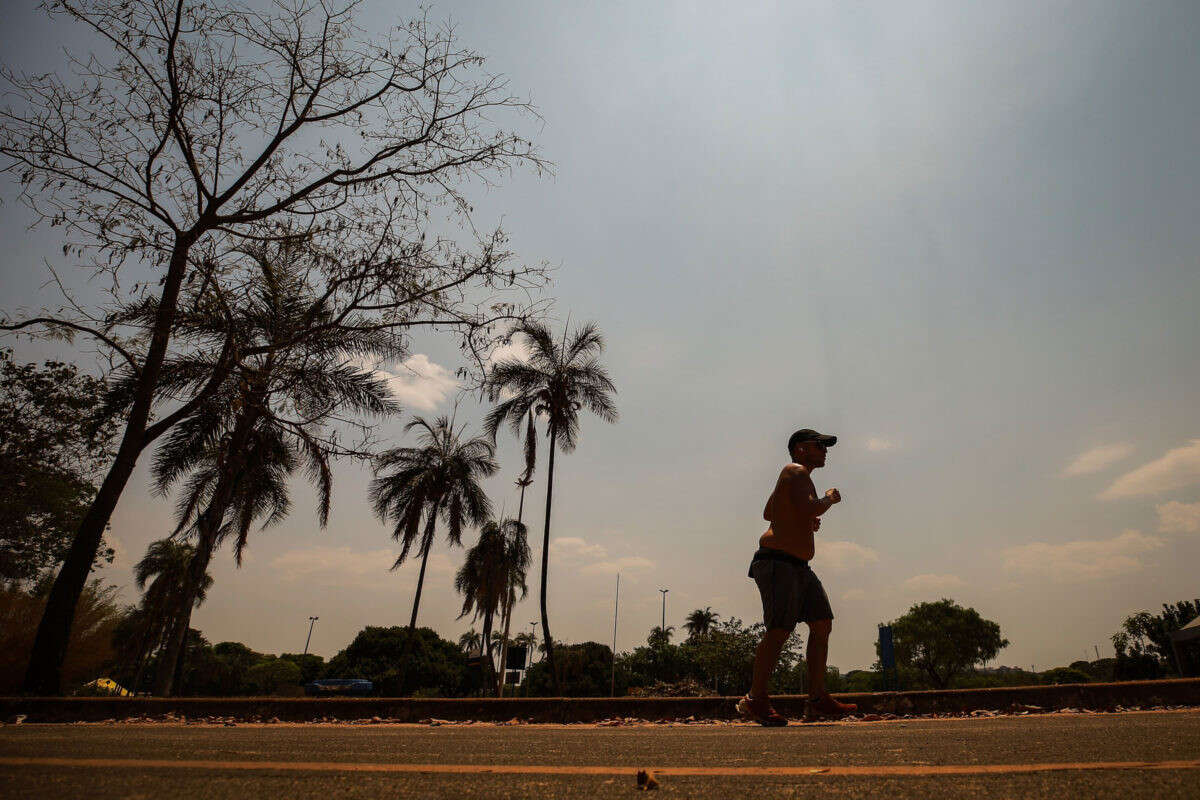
left=3, top=1, right=1199, bottom=673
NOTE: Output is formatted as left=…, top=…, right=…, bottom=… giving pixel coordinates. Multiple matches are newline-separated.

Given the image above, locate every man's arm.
left=786, top=465, right=841, bottom=517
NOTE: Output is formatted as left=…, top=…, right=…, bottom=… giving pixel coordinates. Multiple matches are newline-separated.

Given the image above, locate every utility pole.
left=611, top=573, right=620, bottom=697
left=529, top=621, right=538, bottom=669
left=1095, top=645, right=1101, bottom=661
left=303, top=616, right=319, bottom=657
left=659, top=588, right=669, bottom=634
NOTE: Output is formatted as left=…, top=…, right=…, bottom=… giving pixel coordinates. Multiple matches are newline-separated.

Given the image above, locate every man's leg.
left=805, top=618, right=832, bottom=697
left=750, top=627, right=792, bottom=699
left=803, top=617, right=857, bottom=719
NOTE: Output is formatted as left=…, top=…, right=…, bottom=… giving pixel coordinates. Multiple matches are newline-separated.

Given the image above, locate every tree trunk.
left=153, top=407, right=259, bottom=696
left=396, top=504, right=439, bottom=696
left=153, top=536, right=217, bottom=696
left=23, top=237, right=194, bottom=695
left=408, top=507, right=439, bottom=631
left=497, top=596, right=513, bottom=697
left=540, top=425, right=560, bottom=695
left=481, top=608, right=494, bottom=694
left=497, top=481, right=527, bottom=698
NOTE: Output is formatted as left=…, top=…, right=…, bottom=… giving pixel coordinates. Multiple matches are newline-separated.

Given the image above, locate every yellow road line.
left=1, top=756, right=1198, bottom=777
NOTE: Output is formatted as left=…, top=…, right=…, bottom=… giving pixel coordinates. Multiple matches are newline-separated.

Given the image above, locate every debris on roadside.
left=635, top=769, right=659, bottom=790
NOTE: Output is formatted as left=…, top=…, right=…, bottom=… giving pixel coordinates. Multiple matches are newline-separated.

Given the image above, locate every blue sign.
left=878, top=625, right=896, bottom=671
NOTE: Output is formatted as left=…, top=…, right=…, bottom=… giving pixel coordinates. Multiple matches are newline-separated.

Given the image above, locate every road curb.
left=3, top=678, right=1198, bottom=723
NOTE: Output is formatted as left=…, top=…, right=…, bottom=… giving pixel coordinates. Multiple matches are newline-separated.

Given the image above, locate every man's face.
left=793, top=441, right=828, bottom=467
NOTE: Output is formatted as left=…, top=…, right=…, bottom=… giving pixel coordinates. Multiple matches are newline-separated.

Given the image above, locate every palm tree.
left=491, top=519, right=531, bottom=696
left=127, top=539, right=212, bottom=693
left=648, top=625, right=675, bottom=649
left=454, top=517, right=530, bottom=693
left=458, top=629, right=482, bottom=655
left=122, top=252, right=402, bottom=695
left=370, top=415, right=497, bottom=637
left=484, top=321, right=617, bottom=694
left=684, top=607, right=720, bottom=641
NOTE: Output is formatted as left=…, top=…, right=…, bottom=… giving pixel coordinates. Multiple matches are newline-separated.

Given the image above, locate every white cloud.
left=1157, top=501, right=1200, bottom=534
left=551, top=537, right=608, bottom=561
left=357, top=353, right=459, bottom=412
left=550, top=536, right=654, bottom=575
left=865, top=437, right=897, bottom=452
left=269, top=546, right=452, bottom=589
left=1002, top=530, right=1164, bottom=582
left=817, top=540, right=880, bottom=571
left=271, top=546, right=395, bottom=585
left=486, top=337, right=532, bottom=366
left=1100, top=439, right=1200, bottom=499
left=842, top=588, right=867, bottom=602
left=901, top=573, right=966, bottom=594
left=1061, top=443, right=1134, bottom=477
left=581, top=556, right=655, bottom=575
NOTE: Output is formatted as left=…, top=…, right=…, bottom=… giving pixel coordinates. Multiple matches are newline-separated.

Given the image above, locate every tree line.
left=0, top=0, right=622, bottom=697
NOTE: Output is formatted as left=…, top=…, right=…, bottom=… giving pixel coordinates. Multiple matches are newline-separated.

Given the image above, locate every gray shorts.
left=749, top=548, right=834, bottom=631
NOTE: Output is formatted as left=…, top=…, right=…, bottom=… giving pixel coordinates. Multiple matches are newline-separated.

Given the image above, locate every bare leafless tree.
left=1, top=0, right=546, bottom=694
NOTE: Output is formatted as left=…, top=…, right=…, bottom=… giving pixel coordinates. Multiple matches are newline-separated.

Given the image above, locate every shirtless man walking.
left=737, top=428, right=858, bottom=726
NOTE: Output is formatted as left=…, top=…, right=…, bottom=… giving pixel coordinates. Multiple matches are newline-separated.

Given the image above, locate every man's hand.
left=825, top=488, right=842, bottom=505
left=812, top=517, right=821, bottom=532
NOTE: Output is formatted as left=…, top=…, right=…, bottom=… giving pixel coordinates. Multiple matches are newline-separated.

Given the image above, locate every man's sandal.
left=803, top=693, right=858, bottom=722
left=736, top=694, right=788, bottom=727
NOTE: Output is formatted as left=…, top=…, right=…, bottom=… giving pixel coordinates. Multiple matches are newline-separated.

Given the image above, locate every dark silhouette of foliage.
left=886, top=599, right=1008, bottom=689
left=524, top=641, right=619, bottom=697
left=684, top=607, right=720, bottom=641
left=324, top=626, right=467, bottom=697
left=3, top=0, right=546, bottom=695
left=371, top=415, right=497, bottom=638
left=454, top=518, right=530, bottom=690
left=0, top=350, right=120, bottom=584
left=484, top=320, right=618, bottom=693
left=0, top=578, right=127, bottom=694
left=1113, top=598, right=1200, bottom=678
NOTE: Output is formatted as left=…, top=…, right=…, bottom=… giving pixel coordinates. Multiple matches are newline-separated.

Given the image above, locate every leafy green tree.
left=458, top=629, right=483, bottom=654
left=1113, top=599, right=1200, bottom=677
left=1040, top=666, right=1091, bottom=685
left=648, top=625, right=675, bottom=649
left=0, top=350, right=120, bottom=584
left=493, top=520, right=532, bottom=696
left=127, top=539, right=212, bottom=693
left=4, top=0, right=544, bottom=696
left=246, top=657, right=303, bottom=695
left=887, top=599, right=1009, bottom=689
left=454, top=518, right=530, bottom=693
left=371, top=416, right=497, bottom=636
left=0, top=578, right=127, bottom=694
left=484, top=321, right=618, bottom=693
left=689, top=617, right=802, bottom=696
left=525, top=642, right=619, bottom=697
left=684, top=607, right=720, bottom=641
left=484, top=407, right=537, bottom=697
left=279, top=653, right=324, bottom=685
left=134, top=256, right=399, bottom=696
left=324, top=626, right=467, bottom=697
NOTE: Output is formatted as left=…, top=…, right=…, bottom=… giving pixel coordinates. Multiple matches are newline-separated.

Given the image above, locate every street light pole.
left=529, top=621, right=538, bottom=669
left=659, top=588, right=669, bottom=634
left=611, top=573, right=620, bottom=697
left=303, top=616, right=319, bottom=657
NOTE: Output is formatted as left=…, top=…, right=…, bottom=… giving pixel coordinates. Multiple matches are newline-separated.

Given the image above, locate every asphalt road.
left=2, top=709, right=1198, bottom=798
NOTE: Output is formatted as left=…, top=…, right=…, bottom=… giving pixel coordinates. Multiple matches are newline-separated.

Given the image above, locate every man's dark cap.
left=788, top=429, right=837, bottom=452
